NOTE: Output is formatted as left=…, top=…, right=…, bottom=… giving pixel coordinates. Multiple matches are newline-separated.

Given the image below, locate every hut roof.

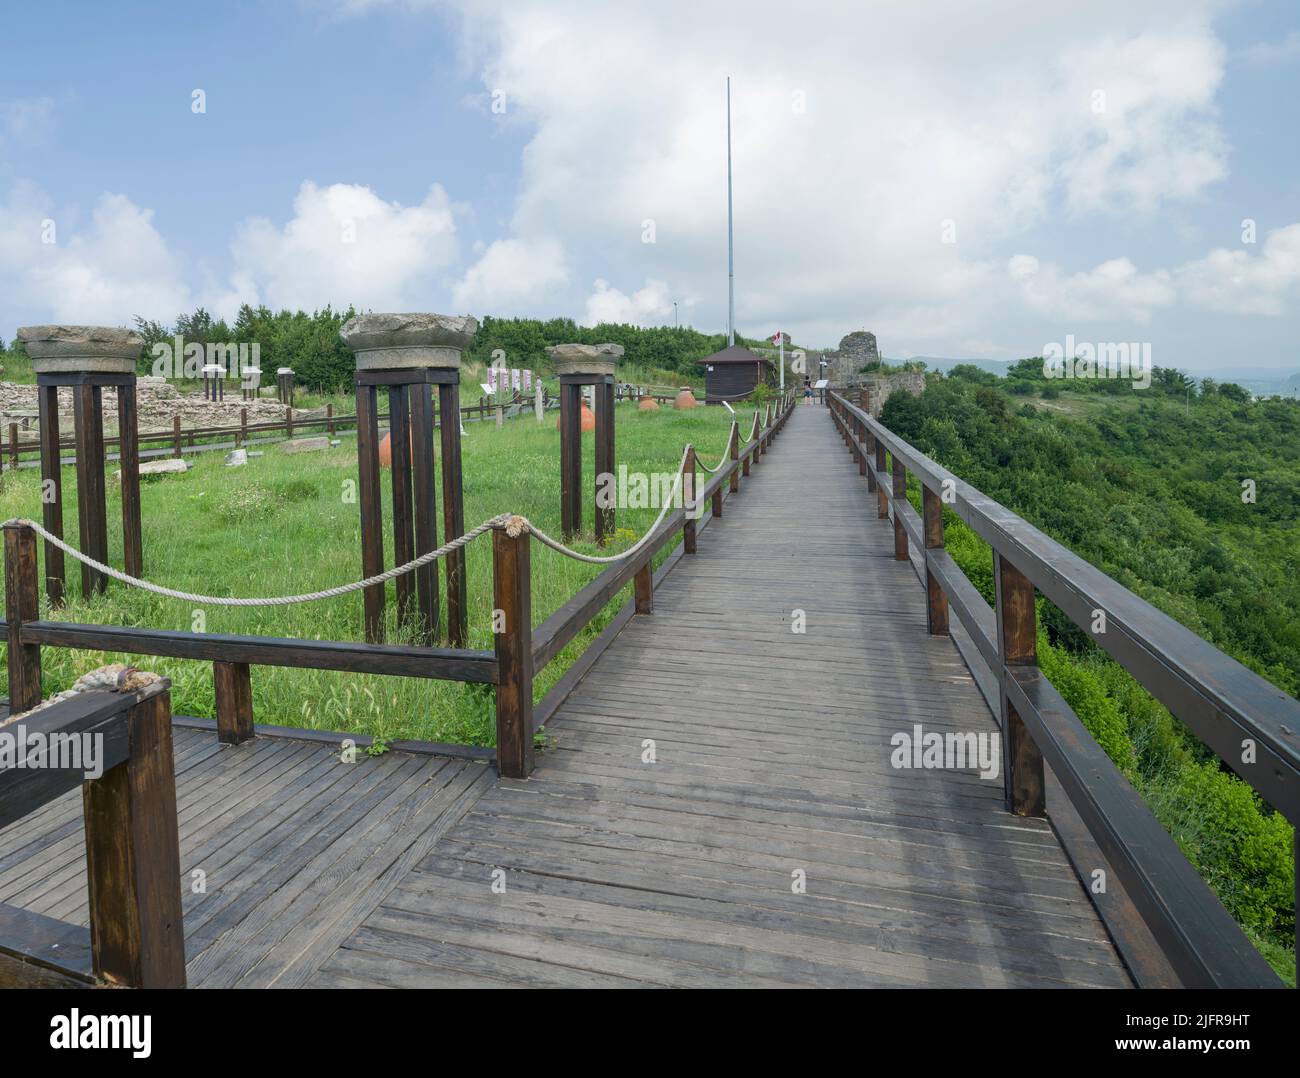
left=699, top=345, right=775, bottom=367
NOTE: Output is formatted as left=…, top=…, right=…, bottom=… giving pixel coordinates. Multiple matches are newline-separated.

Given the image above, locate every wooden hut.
left=700, top=345, right=775, bottom=402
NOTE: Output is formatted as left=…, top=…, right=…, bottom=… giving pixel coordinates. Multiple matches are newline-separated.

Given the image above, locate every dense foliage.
left=884, top=367, right=1298, bottom=977
left=53, top=308, right=770, bottom=392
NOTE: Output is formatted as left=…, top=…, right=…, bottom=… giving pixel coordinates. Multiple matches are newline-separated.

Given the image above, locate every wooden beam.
left=923, top=484, right=949, bottom=636
left=4, top=521, right=41, bottom=713
left=493, top=526, right=534, bottom=778
left=683, top=444, right=697, bottom=555
left=594, top=379, right=615, bottom=545
left=996, top=551, right=1045, bottom=817
left=354, top=383, right=386, bottom=643
left=117, top=382, right=143, bottom=580
left=438, top=381, right=468, bottom=648
left=213, top=660, right=254, bottom=744
left=82, top=689, right=187, bottom=988
left=409, top=382, right=439, bottom=646
left=36, top=384, right=64, bottom=606
left=891, top=454, right=908, bottom=561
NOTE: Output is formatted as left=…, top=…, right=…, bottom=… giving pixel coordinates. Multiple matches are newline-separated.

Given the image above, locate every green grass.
left=0, top=401, right=752, bottom=746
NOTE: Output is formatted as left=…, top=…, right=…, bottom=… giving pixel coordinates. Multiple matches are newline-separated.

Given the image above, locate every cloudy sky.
left=1, top=0, right=1298, bottom=369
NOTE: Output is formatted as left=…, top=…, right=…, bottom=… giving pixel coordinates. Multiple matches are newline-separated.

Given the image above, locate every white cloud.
left=452, top=236, right=567, bottom=312
left=424, top=0, right=1234, bottom=349
left=0, top=182, right=193, bottom=326
left=0, top=179, right=464, bottom=329
left=1008, top=254, right=1177, bottom=324
left=230, top=181, right=459, bottom=314
left=1174, top=224, right=1300, bottom=315
left=582, top=278, right=673, bottom=326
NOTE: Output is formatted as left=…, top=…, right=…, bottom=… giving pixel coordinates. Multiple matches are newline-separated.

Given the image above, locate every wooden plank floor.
left=318, top=404, right=1131, bottom=988
left=0, top=727, right=493, bottom=988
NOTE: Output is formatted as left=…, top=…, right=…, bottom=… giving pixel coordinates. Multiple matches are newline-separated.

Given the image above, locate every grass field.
left=0, top=400, right=753, bottom=746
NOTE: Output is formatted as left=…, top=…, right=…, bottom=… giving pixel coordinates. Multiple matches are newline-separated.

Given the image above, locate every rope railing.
left=2, top=444, right=709, bottom=600
left=9, top=515, right=510, bottom=607
left=694, top=421, right=739, bottom=475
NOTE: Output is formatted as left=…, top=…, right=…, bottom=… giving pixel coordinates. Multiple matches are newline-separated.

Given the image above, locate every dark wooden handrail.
left=829, top=390, right=1296, bottom=988
left=0, top=685, right=186, bottom=988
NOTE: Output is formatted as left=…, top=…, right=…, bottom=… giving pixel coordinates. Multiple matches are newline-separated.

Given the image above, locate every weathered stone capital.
left=546, top=342, right=623, bottom=376
left=18, top=324, right=143, bottom=374
left=339, top=312, right=479, bottom=371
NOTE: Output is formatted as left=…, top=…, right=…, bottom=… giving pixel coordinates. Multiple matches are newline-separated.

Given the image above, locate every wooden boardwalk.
left=322, top=404, right=1129, bottom=988
left=1, top=405, right=1130, bottom=987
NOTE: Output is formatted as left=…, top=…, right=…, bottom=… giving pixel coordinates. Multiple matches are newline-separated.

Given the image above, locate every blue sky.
left=1, top=0, right=1298, bottom=371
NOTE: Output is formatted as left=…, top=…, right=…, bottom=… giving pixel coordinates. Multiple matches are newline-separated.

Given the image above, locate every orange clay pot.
left=674, top=386, right=698, bottom=409
left=555, top=400, right=597, bottom=431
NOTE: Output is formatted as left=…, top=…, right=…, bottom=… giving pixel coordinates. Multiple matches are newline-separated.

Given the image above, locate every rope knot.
left=504, top=515, right=530, bottom=539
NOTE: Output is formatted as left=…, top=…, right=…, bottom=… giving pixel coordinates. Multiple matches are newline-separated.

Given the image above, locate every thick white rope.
left=9, top=515, right=509, bottom=607
left=526, top=445, right=694, bottom=564
left=694, top=422, right=739, bottom=474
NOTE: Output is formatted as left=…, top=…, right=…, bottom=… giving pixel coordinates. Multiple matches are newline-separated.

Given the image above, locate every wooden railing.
left=828, top=390, right=1299, bottom=989
left=0, top=684, right=186, bottom=988
left=2, top=392, right=796, bottom=781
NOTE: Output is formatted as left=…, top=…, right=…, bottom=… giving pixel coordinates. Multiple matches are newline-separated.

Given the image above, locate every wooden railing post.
left=728, top=421, right=740, bottom=493
left=172, top=415, right=182, bottom=459
left=875, top=441, right=888, bottom=518
left=892, top=455, right=908, bottom=561
left=285, top=405, right=294, bottom=440
left=995, top=552, right=1045, bottom=817
left=214, top=660, right=254, bottom=744
left=83, top=687, right=187, bottom=987
left=238, top=407, right=247, bottom=448
left=4, top=521, right=42, bottom=713
left=856, top=417, right=867, bottom=476
left=683, top=444, right=697, bottom=554
left=634, top=559, right=653, bottom=614
left=922, top=485, right=949, bottom=636
left=494, top=524, right=534, bottom=778
left=326, top=403, right=335, bottom=437
left=865, top=430, right=878, bottom=492
left=8, top=422, right=17, bottom=471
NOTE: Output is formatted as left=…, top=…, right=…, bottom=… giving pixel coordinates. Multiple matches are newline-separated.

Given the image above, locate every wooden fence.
left=828, top=390, right=1298, bottom=989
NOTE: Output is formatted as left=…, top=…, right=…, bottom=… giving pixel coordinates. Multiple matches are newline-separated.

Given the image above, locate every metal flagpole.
left=726, top=76, right=735, bottom=348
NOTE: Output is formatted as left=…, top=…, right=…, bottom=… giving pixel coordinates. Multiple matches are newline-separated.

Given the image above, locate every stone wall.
left=857, top=371, right=926, bottom=417
left=825, top=330, right=880, bottom=386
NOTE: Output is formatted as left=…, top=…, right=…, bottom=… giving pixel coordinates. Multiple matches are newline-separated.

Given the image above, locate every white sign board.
left=813, top=378, right=829, bottom=389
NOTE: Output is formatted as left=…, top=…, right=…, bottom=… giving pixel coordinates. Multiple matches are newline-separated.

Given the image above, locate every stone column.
left=547, top=343, right=622, bottom=544
left=19, top=325, right=145, bottom=601
left=340, top=313, right=477, bottom=646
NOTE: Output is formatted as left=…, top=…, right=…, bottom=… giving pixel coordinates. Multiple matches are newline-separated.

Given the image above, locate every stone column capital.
left=18, top=325, right=143, bottom=374
left=339, top=313, right=478, bottom=371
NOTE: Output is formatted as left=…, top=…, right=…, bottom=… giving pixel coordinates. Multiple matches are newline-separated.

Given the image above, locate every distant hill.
left=884, top=355, right=1300, bottom=396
